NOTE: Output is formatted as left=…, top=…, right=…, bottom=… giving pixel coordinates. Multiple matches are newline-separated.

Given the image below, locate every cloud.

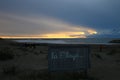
left=0, top=0, right=120, bottom=38
left=88, top=28, right=120, bottom=38
left=0, top=13, right=97, bottom=38
left=0, top=0, right=120, bottom=30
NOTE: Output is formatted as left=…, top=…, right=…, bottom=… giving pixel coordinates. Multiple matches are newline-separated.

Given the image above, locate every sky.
left=0, top=0, right=120, bottom=38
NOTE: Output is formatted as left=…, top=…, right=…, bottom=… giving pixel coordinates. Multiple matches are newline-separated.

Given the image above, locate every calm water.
left=13, top=38, right=120, bottom=44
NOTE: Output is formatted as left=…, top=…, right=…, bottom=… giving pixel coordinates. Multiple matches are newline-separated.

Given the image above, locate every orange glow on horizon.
left=0, top=30, right=97, bottom=39
left=88, top=30, right=97, bottom=34
left=42, top=32, right=85, bottom=38
left=0, top=36, right=80, bottom=39
left=0, top=31, right=86, bottom=38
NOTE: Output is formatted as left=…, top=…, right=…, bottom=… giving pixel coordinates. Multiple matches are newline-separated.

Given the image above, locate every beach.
left=0, top=38, right=120, bottom=80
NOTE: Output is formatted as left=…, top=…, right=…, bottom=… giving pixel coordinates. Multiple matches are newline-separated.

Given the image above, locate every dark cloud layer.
left=0, top=13, right=97, bottom=38
left=0, top=0, right=120, bottom=38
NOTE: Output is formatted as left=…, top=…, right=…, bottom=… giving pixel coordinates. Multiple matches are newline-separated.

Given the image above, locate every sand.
left=0, top=39, right=120, bottom=80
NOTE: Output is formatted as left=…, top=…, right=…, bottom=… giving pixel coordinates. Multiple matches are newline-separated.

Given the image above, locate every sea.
left=12, top=38, right=120, bottom=44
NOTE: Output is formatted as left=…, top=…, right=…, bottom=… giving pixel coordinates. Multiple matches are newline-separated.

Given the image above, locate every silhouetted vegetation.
left=18, top=71, right=98, bottom=80
left=94, top=54, right=103, bottom=60
left=18, top=70, right=49, bottom=80
left=107, top=49, right=117, bottom=55
left=0, top=47, right=14, bottom=61
left=2, top=65, right=17, bottom=75
left=109, top=40, right=120, bottom=43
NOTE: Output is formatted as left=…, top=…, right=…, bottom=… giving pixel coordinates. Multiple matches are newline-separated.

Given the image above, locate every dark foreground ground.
left=0, top=39, right=120, bottom=80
